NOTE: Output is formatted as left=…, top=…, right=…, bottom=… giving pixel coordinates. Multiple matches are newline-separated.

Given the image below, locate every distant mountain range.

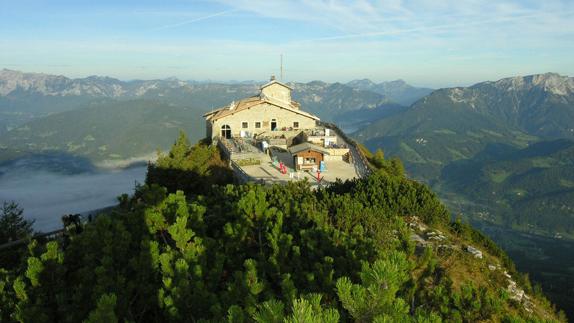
left=355, top=73, right=574, bottom=176
left=1, top=69, right=425, bottom=135
left=355, top=72, right=574, bottom=234
left=0, top=69, right=431, bottom=162
left=346, top=78, right=433, bottom=106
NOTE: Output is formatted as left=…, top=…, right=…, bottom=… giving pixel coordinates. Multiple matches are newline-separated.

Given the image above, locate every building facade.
left=204, top=77, right=320, bottom=140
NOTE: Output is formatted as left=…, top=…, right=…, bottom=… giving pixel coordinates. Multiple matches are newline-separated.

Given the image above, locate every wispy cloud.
left=217, top=0, right=574, bottom=41
left=297, top=10, right=574, bottom=42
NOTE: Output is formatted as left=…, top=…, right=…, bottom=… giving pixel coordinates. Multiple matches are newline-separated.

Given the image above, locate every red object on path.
left=278, top=162, right=287, bottom=174
left=316, top=170, right=322, bottom=182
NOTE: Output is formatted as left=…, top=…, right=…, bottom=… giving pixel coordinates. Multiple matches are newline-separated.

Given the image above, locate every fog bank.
left=0, top=165, right=146, bottom=231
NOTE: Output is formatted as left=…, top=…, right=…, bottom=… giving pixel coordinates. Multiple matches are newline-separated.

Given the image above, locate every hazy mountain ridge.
left=346, top=78, right=433, bottom=106
left=437, top=73, right=574, bottom=138
left=0, top=69, right=399, bottom=162
left=357, top=72, right=574, bottom=156
left=0, top=100, right=205, bottom=163
left=290, top=81, right=390, bottom=120
left=355, top=72, right=574, bottom=232
left=0, top=69, right=399, bottom=127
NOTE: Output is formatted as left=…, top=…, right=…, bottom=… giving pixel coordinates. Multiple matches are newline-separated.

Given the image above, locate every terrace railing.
left=317, top=121, right=373, bottom=177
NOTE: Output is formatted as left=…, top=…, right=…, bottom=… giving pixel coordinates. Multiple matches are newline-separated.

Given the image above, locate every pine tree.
left=371, top=149, right=386, bottom=169
left=0, top=201, right=34, bottom=244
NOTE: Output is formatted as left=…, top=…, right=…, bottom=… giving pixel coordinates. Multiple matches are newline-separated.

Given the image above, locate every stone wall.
left=211, top=102, right=316, bottom=139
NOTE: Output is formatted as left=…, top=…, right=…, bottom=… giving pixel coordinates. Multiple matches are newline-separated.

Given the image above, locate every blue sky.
left=1, top=0, right=573, bottom=87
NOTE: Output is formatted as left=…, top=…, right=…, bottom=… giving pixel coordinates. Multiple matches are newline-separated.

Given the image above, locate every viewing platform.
left=217, top=124, right=370, bottom=187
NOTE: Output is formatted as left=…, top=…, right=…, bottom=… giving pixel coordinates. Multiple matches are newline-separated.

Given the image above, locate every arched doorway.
left=221, top=124, right=231, bottom=139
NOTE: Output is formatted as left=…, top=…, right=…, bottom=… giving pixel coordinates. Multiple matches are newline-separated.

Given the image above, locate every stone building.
left=203, top=76, right=320, bottom=140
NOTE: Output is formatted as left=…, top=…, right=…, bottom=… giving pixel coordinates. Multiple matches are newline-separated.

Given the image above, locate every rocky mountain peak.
left=347, top=79, right=377, bottom=87
left=491, top=73, right=573, bottom=96
left=383, top=79, right=407, bottom=86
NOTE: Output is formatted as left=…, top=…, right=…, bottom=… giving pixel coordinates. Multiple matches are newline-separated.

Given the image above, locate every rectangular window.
left=242, top=122, right=248, bottom=129
left=293, top=122, right=299, bottom=128
left=304, top=157, right=316, bottom=164
left=255, top=122, right=261, bottom=129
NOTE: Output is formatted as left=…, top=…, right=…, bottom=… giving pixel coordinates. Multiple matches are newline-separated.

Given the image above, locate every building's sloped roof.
left=203, top=95, right=319, bottom=121
left=260, top=79, right=293, bottom=90
left=288, top=142, right=330, bottom=155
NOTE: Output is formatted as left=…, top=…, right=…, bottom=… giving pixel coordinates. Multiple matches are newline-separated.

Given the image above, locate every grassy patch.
left=236, top=158, right=261, bottom=166
left=433, top=128, right=457, bottom=135
left=488, top=170, right=511, bottom=183
left=399, top=141, right=425, bottom=162
left=466, top=131, right=484, bottom=139
left=481, top=129, right=504, bottom=137
left=446, top=147, right=468, bottom=160
left=531, top=157, right=554, bottom=168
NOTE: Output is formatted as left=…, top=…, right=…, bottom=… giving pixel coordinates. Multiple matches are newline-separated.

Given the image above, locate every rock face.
left=0, top=69, right=188, bottom=97
left=465, top=245, right=483, bottom=259
left=0, top=69, right=122, bottom=96
left=488, top=73, right=574, bottom=96
left=441, top=73, right=574, bottom=138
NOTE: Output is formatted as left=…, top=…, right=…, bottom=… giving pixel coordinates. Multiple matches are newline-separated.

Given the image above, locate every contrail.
left=152, top=9, right=238, bottom=31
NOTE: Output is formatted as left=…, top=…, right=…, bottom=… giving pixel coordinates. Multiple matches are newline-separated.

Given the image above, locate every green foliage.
left=0, top=269, right=18, bottom=322
left=286, top=294, right=339, bottom=323
left=236, top=158, right=262, bottom=166
left=0, top=147, right=563, bottom=322
left=84, top=293, right=118, bottom=323
left=0, top=201, right=34, bottom=244
left=372, top=149, right=385, bottom=168
left=336, top=252, right=411, bottom=322
left=146, top=131, right=233, bottom=195
left=368, top=149, right=406, bottom=177
left=450, top=217, right=517, bottom=274
left=252, top=299, right=284, bottom=323
left=0, top=202, right=35, bottom=269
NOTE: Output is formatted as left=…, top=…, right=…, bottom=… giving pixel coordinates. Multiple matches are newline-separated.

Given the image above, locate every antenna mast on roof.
left=280, top=54, right=284, bottom=81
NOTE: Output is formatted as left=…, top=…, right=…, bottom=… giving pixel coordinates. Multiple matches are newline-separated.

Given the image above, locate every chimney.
left=270, top=75, right=276, bottom=81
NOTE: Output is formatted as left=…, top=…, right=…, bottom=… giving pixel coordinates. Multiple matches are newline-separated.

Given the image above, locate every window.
left=221, top=124, right=231, bottom=139
left=242, top=122, right=248, bottom=129
left=304, top=157, right=316, bottom=164
left=255, top=122, right=261, bottom=129
left=293, top=121, right=299, bottom=128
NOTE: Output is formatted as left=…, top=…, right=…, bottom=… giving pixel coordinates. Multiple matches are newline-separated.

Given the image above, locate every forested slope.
left=0, top=134, right=565, bottom=322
